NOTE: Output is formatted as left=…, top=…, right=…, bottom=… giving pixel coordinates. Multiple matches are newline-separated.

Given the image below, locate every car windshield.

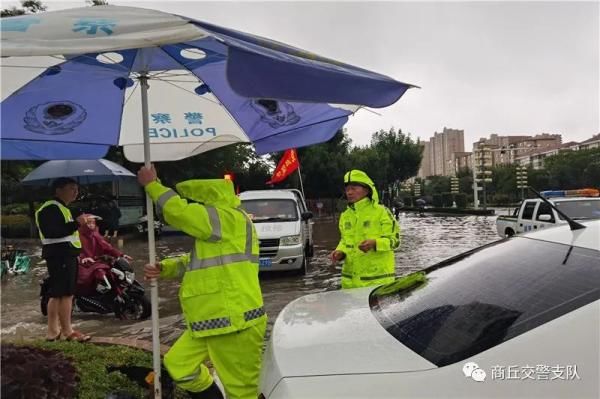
left=554, top=199, right=600, bottom=220
left=370, top=237, right=600, bottom=367
left=240, top=199, right=298, bottom=222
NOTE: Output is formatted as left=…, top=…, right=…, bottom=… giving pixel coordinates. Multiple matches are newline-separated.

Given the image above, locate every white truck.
left=495, top=190, right=600, bottom=238
left=239, top=189, right=314, bottom=274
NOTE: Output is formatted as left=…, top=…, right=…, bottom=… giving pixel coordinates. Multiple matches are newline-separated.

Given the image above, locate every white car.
left=260, top=220, right=600, bottom=398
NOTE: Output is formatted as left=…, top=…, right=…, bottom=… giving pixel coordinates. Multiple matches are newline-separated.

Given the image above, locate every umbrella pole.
left=140, top=73, right=162, bottom=399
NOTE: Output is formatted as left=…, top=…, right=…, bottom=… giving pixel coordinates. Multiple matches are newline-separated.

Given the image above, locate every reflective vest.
left=35, top=200, right=81, bottom=248
left=147, top=179, right=265, bottom=338
left=337, top=170, right=400, bottom=289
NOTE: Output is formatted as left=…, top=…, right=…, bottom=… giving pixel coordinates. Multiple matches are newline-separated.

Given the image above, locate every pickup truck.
left=496, top=195, right=600, bottom=237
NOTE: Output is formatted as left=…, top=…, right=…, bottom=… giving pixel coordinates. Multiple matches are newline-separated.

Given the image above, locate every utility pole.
left=516, top=165, right=528, bottom=200
left=413, top=181, right=421, bottom=198
left=472, top=166, right=479, bottom=209
left=475, top=145, right=493, bottom=211
left=450, top=176, right=459, bottom=207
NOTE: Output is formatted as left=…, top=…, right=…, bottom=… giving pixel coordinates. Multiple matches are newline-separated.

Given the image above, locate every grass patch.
left=6, top=340, right=187, bottom=399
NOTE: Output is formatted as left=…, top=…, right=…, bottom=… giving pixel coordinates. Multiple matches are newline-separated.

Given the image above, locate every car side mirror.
left=301, top=211, right=313, bottom=221
left=538, top=214, right=553, bottom=222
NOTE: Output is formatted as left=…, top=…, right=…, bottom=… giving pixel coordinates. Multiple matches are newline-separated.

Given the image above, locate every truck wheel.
left=505, top=228, right=515, bottom=237
left=295, top=256, right=307, bottom=276
left=306, top=243, right=314, bottom=258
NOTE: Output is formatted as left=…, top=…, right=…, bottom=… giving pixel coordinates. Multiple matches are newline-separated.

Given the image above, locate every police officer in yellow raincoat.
left=330, top=170, right=400, bottom=289
left=139, top=165, right=266, bottom=399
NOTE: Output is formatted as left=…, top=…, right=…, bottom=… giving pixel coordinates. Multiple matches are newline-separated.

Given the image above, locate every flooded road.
left=1, top=212, right=500, bottom=344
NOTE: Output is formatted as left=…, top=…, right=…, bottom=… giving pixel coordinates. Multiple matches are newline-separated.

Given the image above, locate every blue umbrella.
left=0, top=6, right=416, bottom=396
left=21, top=159, right=136, bottom=186
left=0, top=5, right=416, bottom=161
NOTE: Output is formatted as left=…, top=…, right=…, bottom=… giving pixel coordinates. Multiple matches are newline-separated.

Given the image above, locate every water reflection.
left=1, top=212, right=500, bottom=344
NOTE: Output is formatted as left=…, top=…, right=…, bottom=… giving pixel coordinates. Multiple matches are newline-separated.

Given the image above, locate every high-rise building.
left=418, top=127, right=465, bottom=177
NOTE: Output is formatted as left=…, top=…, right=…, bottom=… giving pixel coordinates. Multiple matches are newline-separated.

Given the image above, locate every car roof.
left=238, top=190, right=297, bottom=200
left=521, top=219, right=599, bottom=250
left=550, top=197, right=600, bottom=202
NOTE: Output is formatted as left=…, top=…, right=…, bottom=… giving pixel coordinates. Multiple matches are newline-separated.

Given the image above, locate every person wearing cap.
left=35, top=177, right=91, bottom=342
left=138, top=165, right=266, bottom=399
left=330, top=170, right=401, bottom=289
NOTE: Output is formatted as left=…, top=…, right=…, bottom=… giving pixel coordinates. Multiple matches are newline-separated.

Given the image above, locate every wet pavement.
left=1, top=211, right=501, bottom=344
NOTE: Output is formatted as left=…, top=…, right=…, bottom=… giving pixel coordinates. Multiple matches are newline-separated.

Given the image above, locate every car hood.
left=261, top=288, right=436, bottom=393
left=253, top=221, right=299, bottom=238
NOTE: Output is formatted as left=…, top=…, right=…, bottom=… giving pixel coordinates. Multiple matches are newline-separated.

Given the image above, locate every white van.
left=239, top=189, right=314, bottom=274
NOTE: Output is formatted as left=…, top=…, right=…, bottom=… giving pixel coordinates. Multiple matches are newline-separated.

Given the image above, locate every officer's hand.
left=123, top=254, right=133, bottom=261
left=358, top=239, right=376, bottom=253
left=143, top=262, right=161, bottom=280
left=137, top=165, right=157, bottom=187
left=330, top=250, right=346, bottom=264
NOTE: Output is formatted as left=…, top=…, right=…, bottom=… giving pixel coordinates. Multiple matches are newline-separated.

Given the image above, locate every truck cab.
left=239, top=189, right=314, bottom=274
left=495, top=189, right=600, bottom=237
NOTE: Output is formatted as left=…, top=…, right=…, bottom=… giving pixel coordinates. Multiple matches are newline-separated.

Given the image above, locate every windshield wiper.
left=253, top=217, right=296, bottom=222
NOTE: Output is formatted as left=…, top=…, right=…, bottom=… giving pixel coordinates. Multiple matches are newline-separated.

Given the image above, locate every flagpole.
left=297, top=162, right=306, bottom=200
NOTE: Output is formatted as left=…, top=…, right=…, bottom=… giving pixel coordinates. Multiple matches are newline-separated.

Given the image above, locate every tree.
left=1, top=0, right=46, bottom=17
left=367, top=128, right=423, bottom=187
left=543, top=148, right=600, bottom=189
left=296, top=129, right=352, bottom=198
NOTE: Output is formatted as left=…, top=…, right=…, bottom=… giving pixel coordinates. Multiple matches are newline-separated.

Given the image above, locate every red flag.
left=267, top=149, right=299, bottom=184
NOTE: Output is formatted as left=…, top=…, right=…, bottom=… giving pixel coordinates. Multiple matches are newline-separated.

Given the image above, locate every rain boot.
left=186, top=382, right=224, bottom=399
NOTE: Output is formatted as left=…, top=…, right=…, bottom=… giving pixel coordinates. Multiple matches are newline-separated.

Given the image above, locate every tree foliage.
left=1, top=0, right=46, bottom=17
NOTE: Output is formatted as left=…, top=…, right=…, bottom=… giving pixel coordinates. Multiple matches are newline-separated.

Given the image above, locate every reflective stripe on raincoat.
left=336, top=170, right=400, bottom=289
left=145, top=179, right=265, bottom=338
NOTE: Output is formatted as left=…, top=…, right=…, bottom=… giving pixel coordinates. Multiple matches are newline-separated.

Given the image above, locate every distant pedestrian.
left=105, top=199, right=121, bottom=239
left=330, top=170, right=401, bottom=289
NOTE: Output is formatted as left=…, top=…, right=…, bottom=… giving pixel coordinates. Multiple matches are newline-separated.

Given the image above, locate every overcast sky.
left=5, top=1, right=599, bottom=150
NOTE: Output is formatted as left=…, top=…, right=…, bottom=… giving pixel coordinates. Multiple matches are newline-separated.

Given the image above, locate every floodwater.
left=1, top=212, right=500, bottom=344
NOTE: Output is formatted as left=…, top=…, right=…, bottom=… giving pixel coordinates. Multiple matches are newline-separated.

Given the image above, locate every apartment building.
left=417, top=127, right=465, bottom=177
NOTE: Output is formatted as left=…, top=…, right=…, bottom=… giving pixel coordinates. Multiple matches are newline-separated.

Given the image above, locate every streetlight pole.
left=476, top=146, right=493, bottom=211
left=516, top=165, right=528, bottom=200
left=472, top=165, right=479, bottom=209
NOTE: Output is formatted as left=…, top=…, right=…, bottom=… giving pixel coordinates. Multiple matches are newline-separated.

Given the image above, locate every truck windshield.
left=554, top=199, right=600, bottom=220
left=240, top=199, right=299, bottom=222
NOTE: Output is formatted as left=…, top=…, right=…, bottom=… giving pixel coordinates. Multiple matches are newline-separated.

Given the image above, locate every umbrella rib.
left=123, top=80, right=140, bottom=107
left=151, top=76, right=223, bottom=106
left=165, top=42, right=223, bottom=70
left=158, top=47, right=248, bottom=138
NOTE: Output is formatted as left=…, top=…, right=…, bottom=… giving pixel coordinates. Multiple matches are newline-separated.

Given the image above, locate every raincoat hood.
left=343, top=170, right=379, bottom=203
left=176, top=179, right=241, bottom=208
left=77, top=214, right=101, bottom=237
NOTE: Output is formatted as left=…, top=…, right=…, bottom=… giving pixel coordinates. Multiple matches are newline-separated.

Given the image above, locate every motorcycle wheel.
left=114, top=294, right=151, bottom=320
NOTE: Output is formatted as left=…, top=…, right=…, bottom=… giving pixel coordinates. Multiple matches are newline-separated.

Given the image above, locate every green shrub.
left=454, top=193, right=468, bottom=208
left=441, top=192, right=453, bottom=207
left=7, top=341, right=188, bottom=399
left=1, top=203, right=32, bottom=215
left=432, top=194, right=443, bottom=208
left=1, top=215, right=32, bottom=238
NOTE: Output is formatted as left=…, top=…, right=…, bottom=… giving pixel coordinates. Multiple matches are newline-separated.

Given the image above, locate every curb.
left=90, top=336, right=171, bottom=355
